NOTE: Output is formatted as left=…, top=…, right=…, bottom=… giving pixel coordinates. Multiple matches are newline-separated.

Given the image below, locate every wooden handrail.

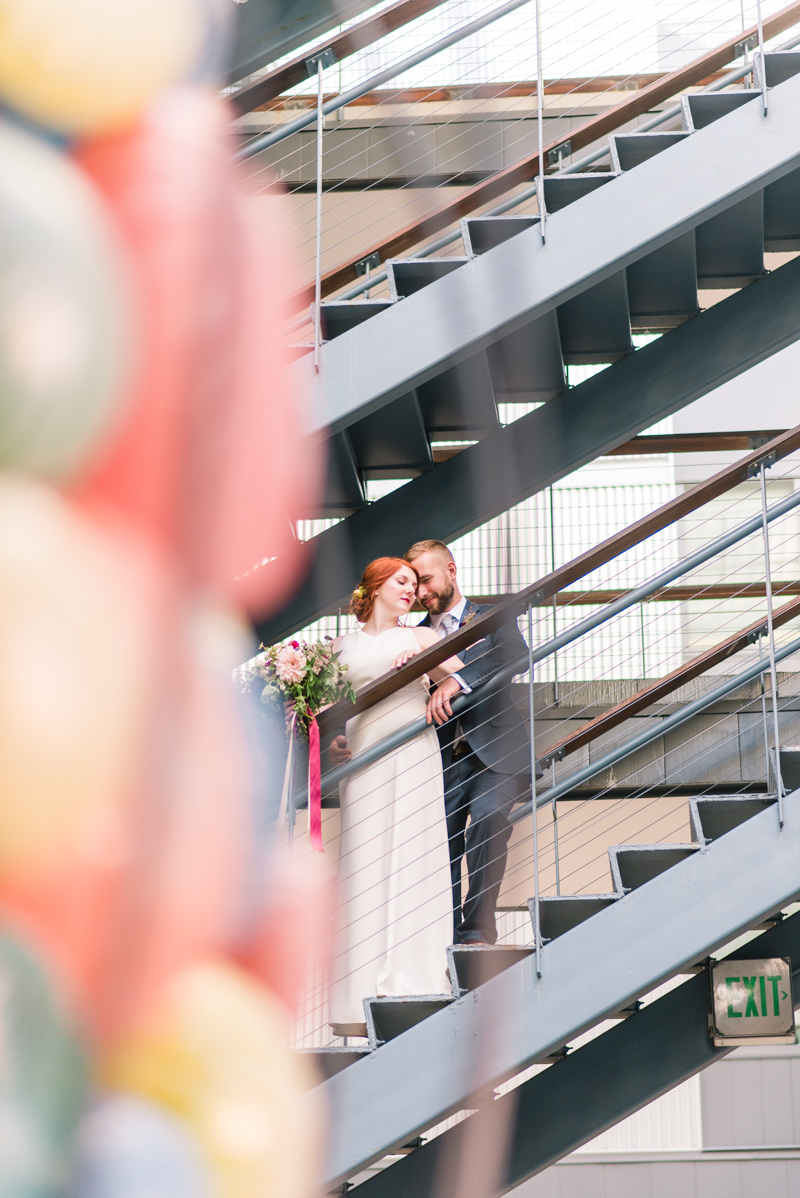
left=538, top=593, right=800, bottom=768
left=317, top=423, right=800, bottom=735
left=431, top=429, right=788, bottom=463
left=289, top=1, right=800, bottom=308
left=229, top=0, right=449, bottom=115
left=466, top=582, right=800, bottom=607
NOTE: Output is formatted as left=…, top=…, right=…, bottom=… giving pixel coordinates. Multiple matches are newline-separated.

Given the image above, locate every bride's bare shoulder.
left=411, top=626, right=438, bottom=649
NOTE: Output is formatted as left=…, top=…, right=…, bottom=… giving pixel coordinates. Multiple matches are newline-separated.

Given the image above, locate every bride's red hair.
left=350, top=557, right=418, bottom=623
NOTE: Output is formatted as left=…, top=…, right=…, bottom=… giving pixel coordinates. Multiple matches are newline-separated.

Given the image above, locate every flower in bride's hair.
left=275, top=645, right=306, bottom=684
left=353, top=584, right=366, bottom=599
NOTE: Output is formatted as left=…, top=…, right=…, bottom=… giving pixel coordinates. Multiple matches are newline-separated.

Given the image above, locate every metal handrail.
left=316, top=426, right=800, bottom=736
left=309, top=484, right=800, bottom=797
left=510, top=629, right=800, bottom=822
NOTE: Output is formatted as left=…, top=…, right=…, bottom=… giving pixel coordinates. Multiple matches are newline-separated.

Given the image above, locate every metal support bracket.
left=305, top=45, right=337, bottom=75
left=746, top=449, right=777, bottom=477
left=735, top=35, right=758, bottom=58
left=547, top=140, right=572, bottom=168
left=355, top=252, right=382, bottom=275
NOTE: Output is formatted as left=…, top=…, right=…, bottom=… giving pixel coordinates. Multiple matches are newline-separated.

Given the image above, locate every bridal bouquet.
left=249, top=638, right=354, bottom=738
left=246, top=639, right=354, bottom=854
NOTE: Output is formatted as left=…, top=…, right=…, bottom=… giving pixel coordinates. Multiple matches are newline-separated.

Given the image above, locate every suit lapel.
left=459, top=600, right=479, bottom=627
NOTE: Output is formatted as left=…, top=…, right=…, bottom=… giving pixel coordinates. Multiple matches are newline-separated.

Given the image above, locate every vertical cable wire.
left=756, top=0, right=768, bottom=116
left=759, top=463, right=784, bottom=825
left=759, top=630, right=772, bottom=784
left=314, top=57, right=324, bottom=372
left=552, top=789, right=560, bottom=896
left=535, top=0, right=546, bottom=244
left=550, top=485, right=559, bottom=705
left=528, top=601, right=542, bottom=977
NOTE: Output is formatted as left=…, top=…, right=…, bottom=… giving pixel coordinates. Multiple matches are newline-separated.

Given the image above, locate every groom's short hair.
left=404, top=539, right=454, bottom=565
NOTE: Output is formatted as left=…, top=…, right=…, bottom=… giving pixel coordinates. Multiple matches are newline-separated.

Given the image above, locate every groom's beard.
left=421, top=580, right=455, bottom=615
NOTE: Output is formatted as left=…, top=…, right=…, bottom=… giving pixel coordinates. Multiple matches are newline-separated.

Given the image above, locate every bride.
left=328, top=557, right=465, bottom=1037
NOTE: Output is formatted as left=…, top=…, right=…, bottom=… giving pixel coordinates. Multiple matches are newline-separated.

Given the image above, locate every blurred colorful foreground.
left=0, top=2, right=326, bottom=1195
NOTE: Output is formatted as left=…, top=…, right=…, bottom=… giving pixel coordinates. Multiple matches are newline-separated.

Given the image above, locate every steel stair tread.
left=447, top=944, right=534, bottom=995
left=756, top=50, right=800, bottom=88
left=320, top=300, right=394, bottom=341
left=531, top=894, right=620, bottom=943
left=610, top=131, right=690, bottom=172
left=387, top=256, right=468, bottom=299
left=542, top=173, right=615, bottom=212
left=294, top=1046, right=372, bottom=1089
left=461, top=215, right=539, bottom=257
left=690, top=794, right=777, bottom=844
left=681, top=90, right=758, bottom=130
left=364, top=995, right=454, bottom=1047
left=609, top=842, right=700, bottom=892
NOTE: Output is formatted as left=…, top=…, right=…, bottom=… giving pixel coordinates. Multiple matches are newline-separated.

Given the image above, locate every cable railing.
left=313, top=424, right=800, bottom=739
left=234, top=425, right=800, bottom=1051
left=249, top=0, right=800, bottom=329
left=305, top=471, right=800, bottom=806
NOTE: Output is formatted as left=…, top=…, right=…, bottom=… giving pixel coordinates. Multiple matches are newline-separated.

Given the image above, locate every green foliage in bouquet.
left=247, top=638, right=355, bottom=737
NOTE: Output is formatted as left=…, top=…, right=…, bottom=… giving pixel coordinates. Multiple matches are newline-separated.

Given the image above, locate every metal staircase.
left=261, top=55, right=800, bottom=642
left=301, top=780, right=800, bottom=1193
left=264, top=38, right=800, bottom=1196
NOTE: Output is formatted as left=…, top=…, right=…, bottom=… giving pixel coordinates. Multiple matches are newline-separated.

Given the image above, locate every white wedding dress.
left=329, top=626, right=453, bottom=1034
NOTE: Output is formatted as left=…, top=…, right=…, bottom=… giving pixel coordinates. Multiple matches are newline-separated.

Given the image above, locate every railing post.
left=549, top=485, right=559, bottom=705
left=527, top=602, right=542, bottom=976
left=306, top=47, right=336, bottom=372
left=535, top=0, right=547, bottom=245
left=756, top=0, right=768, bottom=116
left=758, top=458, right=784, bottom=825
left=759, top=630, right=772, bottom=786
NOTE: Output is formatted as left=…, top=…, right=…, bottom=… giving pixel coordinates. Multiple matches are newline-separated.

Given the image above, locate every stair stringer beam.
left=258, top=254, right=800, bottom=643
left=354, top=911, right=800, bottom=1198
left=299, top=70, right=800, bottom=437
left=306, top=787, right=800, bottom=1189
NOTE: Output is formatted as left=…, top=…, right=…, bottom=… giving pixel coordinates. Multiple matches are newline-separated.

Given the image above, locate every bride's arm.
left=388, top=626, right=465, bottom=679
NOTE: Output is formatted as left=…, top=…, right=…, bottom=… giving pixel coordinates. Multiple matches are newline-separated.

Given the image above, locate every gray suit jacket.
left=421, top=601, right=533, bottom=778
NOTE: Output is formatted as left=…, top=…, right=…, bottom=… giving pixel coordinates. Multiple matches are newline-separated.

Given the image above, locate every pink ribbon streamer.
left=308, top=716, right=324, bottom=853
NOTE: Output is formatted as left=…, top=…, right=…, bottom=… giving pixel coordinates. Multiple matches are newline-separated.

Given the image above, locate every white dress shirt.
left=428, top=596, right=471, bottom=694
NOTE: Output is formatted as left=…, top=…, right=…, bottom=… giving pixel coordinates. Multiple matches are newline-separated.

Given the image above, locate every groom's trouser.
left=443, top=746, right=517, bottom=944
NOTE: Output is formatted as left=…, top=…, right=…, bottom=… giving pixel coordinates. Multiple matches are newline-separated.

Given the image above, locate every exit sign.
left=710, top=958, right=796, bottom=1046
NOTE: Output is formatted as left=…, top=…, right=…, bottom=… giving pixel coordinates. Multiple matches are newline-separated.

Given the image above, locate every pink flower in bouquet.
left=275, top=645, right=305, bottom=684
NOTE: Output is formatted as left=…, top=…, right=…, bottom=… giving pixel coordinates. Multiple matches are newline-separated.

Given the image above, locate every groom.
left=405, top=539, right=538, bottom=946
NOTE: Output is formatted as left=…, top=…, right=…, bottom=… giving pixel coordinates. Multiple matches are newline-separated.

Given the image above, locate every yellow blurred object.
left=103, top=961, right=323, bottom=1198
left=0, top=478, right=150, bottom=871
left=0, top=0, right=203, bottom=135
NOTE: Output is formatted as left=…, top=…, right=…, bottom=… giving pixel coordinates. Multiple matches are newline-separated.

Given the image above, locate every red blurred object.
left=72, top=87, right=320, bottom=619
left=91, top=632, right=252, bottom=1039
left=0, top=510, right=165, bottom=1026
left=238, top=849, right=333, bottom=1020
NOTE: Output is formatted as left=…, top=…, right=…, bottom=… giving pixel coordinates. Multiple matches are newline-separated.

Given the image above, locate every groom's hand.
left=329, top=735, right=352, bottom=766
left=426, top=676, right=462, bottom=725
